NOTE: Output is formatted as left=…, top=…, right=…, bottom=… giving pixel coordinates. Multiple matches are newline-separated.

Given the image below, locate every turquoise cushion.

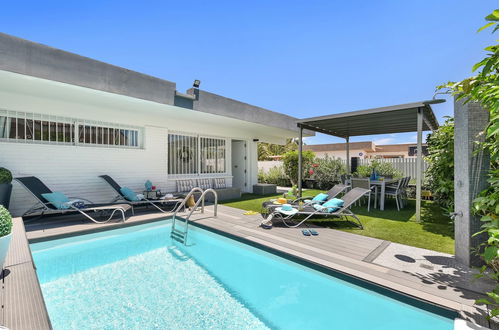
left=41, top=192, right=70, bottom=210
left=312, top=193, right=329, bottom=202
left=120, top=187, right=141, bottom=201
left=322, top=198, right=345, bottom=213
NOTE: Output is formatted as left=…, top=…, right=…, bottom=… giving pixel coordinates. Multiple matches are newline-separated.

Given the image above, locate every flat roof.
left=0, top=32, right=308, bottom=136
left=298, top=101, right=442, bottom=138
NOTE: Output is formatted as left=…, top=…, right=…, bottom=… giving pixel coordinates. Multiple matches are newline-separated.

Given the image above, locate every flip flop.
left=302, top=229, right=311, bottom=236
left=309, top=229, right=319, bottom=236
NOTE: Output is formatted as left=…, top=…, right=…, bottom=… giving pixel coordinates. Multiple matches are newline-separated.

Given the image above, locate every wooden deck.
left=2, top=204, right=495, bottom=329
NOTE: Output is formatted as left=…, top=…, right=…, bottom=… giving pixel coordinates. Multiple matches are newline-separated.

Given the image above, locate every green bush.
left=312, top=156, right=346, bottom=189
left=425, top=117, right=454, bottom=214
left=0, top=206, right=12, bottom=237
left=282, top=150, right=315, bottom=185
left=354, top=160, right=402, bottom=178
left=259, top=165, right=291, bottom=187
left=355, top=165, right=372, bottom=178
left=0, top=168, right=12, bottom=184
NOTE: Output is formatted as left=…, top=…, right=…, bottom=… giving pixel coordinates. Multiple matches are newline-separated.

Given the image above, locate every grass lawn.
left=221, top=189, right=454, bottom=254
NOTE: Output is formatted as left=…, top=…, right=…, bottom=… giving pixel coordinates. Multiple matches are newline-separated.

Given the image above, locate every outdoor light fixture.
left=193, top=80, right=201, bottom=88
left=253, top=139, right=259, bottom=142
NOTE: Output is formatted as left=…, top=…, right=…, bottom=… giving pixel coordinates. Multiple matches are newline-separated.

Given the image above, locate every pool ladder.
left=170, top=187, right=218, bottom=245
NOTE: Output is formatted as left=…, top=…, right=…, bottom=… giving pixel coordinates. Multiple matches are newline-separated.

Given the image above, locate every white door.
left=231, top=140, right=246, bottom=191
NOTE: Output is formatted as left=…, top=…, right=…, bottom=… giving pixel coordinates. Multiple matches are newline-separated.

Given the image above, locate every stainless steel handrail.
left=183, top=188, right=218, bottom=240
left=171, top=187, right=218, bottom=244
left=171, top=187, right=204, bottom=234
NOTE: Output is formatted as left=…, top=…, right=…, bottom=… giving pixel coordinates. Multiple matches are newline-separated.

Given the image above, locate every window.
left=200, top=137, right=226, bottom=173
left=0, top=110, right=74, bottom=144
left=168, top=134, right=198, bottom=174
left=0, top=110, right=141, bottom=148
left=168, top=133, right=227, bottom=175
left=77, top=124, right=139, bottom=147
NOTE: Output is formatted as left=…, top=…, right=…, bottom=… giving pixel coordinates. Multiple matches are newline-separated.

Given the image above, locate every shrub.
left=312, top=156, right=346, bottom=189
left=354, top=160, right=402, bottom=178
left=259, top=165, right=291, bottom=187
left=258, top=168, right=265, bottom=183
left=355, top=165, right=372, bottom=178
left=424, top=117, right=454, bottom=214
left=0, top=206, right=12, bottom=237
left=0, top=168, right=12, bottom=184
left=282, top=150, right=315, bottom=185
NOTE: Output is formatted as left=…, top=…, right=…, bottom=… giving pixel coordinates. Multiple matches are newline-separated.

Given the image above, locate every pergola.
left=296, top=99, right=444, bottom=222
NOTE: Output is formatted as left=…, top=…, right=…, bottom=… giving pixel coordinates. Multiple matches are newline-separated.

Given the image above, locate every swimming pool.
left=30, top=220, right=456, bottom=329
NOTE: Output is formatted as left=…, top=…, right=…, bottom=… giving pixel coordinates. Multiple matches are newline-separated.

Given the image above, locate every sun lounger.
left=99, top=175, right=182, bottom=213
left=268, top=187, right=370, bottom=229
left=15, top=176, right=132, bottom=223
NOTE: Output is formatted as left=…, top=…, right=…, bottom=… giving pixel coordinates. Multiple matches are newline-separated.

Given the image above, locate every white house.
left=0, top=33, right=309, bottom=216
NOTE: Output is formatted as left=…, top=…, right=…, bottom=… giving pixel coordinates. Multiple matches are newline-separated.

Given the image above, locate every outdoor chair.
left=383, top=178, right=405, bottom=211
left=267, top=187, right=370, bottom=229
left=15, top=176, right=132, bottom=223
left=292, top=183, right=348, bottom=205
left=351, top=178, right=376, bottom=211
left=99, top=175, right=182, bottom=213
left=261, top=184, right=348, bottom=213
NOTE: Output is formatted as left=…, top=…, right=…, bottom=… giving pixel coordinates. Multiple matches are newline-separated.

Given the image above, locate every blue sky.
left=2, top=1, right=496, bottom=144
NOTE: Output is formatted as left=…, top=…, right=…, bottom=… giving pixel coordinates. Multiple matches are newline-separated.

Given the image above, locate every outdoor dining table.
left=369, top=178, right=399, bottom=211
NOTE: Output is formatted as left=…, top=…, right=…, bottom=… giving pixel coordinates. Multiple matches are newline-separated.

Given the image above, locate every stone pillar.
left=454, top=98, right=490, bottom=267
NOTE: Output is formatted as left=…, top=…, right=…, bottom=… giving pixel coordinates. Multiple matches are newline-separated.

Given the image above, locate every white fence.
left=258, top=161, right=284, bottom=173
left=355, top=158, right=428, bottom=179
left=258, top=158, right=427, bottom=179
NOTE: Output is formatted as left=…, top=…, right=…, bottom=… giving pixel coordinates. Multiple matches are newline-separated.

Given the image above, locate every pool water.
left=31, top=221, right=455, bottom=329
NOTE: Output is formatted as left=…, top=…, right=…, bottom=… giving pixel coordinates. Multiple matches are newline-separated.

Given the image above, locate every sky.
left=1, top=0, right=496, bottom=145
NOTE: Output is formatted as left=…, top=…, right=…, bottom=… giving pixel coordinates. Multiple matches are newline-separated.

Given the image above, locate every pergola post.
left=346, top=136, right=350, bottom=174
left=298, top=125, right=303, bottom=197
left=415, top=107, right=423, bottom=222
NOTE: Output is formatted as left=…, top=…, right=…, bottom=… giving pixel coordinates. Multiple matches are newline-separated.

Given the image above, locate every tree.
left=257, top=139, right=299, bottom=161
left=282, top=150, right=315, bottom=185
left=438, top=10, right=499, bottom=319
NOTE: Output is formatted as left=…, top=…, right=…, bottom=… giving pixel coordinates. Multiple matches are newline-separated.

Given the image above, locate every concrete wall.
left=454, top=99, right=490, bottom=267
left=0, top=33, right=177, bottom=105
left=189, top=89, right=310, bottom=135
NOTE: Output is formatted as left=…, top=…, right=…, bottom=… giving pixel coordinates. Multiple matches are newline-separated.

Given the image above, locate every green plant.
left=0, top=168, right=12, bottom=184
left=260, top=165, right=291, bottom=186
left=438, top=10, right=498, bottom=319
left=0, top=206, right=12, bottom=237
left=354, top=160, right=402, bottom=178
left=258, top=139, right=298, bottom=161
left=425, top=117, right=455, bottom=215
left=258, top=168, right=265, bottom=183
left=355, top=165, right=372, bottom=178
left=312, top=156, right=346, bottom=189
left=282, top=150, right=315, bottom=185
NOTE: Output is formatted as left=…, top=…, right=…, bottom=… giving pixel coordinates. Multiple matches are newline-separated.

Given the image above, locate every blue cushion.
left=120, top=187, right=141, bottom=201
left=312, top=193, right=329, bottom=202
left=322, top=198, right=345, bottom=213
left=41, top=192, right=70, bottom=210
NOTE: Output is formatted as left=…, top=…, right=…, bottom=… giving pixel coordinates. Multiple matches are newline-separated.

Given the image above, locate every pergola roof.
left=297, top=100, right=443, bottom=138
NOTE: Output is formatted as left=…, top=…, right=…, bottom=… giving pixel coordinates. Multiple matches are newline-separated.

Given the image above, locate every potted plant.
left=0, top=206, right=12, bottom=271
left=0, top=168, right=13, bottom=209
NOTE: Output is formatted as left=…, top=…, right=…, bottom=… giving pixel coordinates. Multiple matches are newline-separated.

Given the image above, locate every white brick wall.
left=4, top=126, right=168, bottom=216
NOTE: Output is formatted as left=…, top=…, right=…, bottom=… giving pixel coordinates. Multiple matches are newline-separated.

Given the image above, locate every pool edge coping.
left=21, top=215, right=493, bottom=329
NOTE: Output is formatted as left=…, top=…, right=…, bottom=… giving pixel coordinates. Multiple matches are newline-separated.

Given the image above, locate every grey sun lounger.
left=15, top=176, right=132, bottom=223
left=99, top=175, right=182, bottom=213
left=291, top=183, right=349, bottom=205
left=269, top=187, right=370, bottom=229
